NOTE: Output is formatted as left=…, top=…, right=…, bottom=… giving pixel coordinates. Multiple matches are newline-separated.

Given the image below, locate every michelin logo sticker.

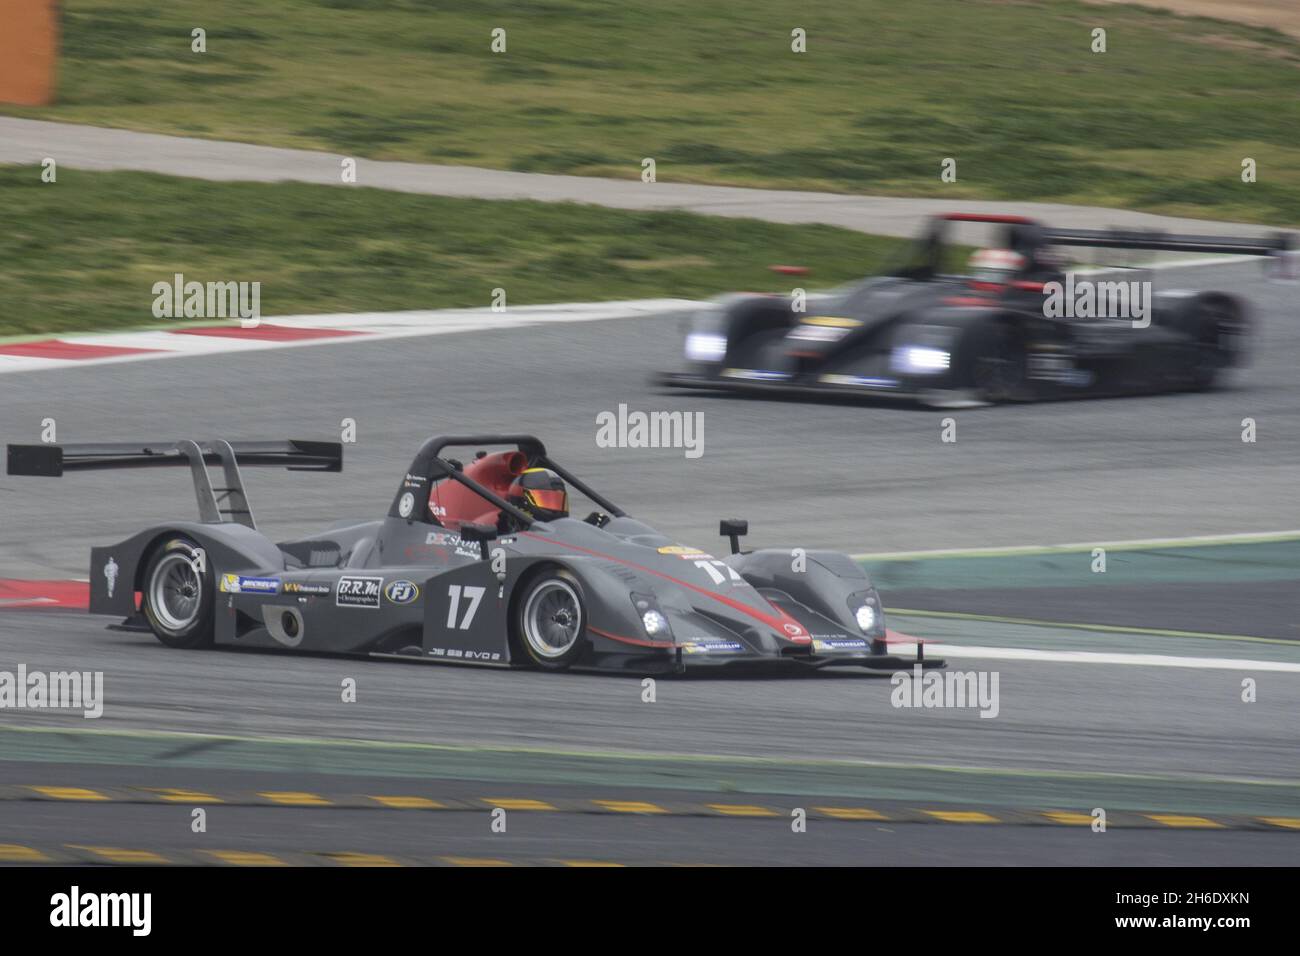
left=220, top=575, right=280, bottom=594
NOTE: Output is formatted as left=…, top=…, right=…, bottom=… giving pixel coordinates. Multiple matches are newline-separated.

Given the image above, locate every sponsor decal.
left=220, top=575, right=281, bottom=594
left=283, top=582, right=331, bottom=596
left=818, top=373, right=899, bottom=388
left=789, top=317, right=860, bottom=344
left=428, top=647, right=502, bottom=662
left=783, top=623, right=803, bottom=636
left=336, top=575, right=383, bottom=608
left=722, top=368, right=790, bottom=381
left=398, top=492, right=415, bottom=518
left=813, top=637, right=868, bottom=652
left=657, top=545, right=707, bottom=557
left=1028, top=351, right=1094, bottom=387
left=425, top=531, right=482, bottom=560
left=384, top=580, right=420, bottom=605
left=681, top=640, right=744, bottom=655
left=103, top=557, right=119, bottom=598
left=802, top=315, right=861, bottom=328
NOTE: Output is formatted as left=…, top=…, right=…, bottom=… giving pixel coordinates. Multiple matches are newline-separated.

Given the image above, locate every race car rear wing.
left=1042, top=227, right=1295, bottom=260
left=895, top=214, right=1297, bottom=280
left=6, top=439, right=342, bottom=530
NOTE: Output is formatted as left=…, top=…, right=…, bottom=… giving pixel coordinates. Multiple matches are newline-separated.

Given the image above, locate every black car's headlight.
left=685, top=330, right=727, bottom=363
left=847, top=589, right=884, bottom=636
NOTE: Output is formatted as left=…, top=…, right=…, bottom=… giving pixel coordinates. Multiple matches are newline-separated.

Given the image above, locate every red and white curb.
left=0, top=579, right=89, bottom=610
left=0, top=299, right=701, bottom=375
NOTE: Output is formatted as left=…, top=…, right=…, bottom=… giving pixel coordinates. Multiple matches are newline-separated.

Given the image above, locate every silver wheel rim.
left=150, top=552, right=202, bottom=632
left=522, top=579, right=582, bottom=660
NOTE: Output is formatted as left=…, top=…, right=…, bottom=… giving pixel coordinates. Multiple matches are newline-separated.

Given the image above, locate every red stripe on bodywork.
left=589, top=625, right=675, bottom=649
left=0, top=579, right=90, bottom=610
left=521, top=533, right=810, bottom=642
left=0, top=341, right=162, bottom=360
left=884, top=629, right=928, bottom=645
left=174, top=325, right=365, bottom=341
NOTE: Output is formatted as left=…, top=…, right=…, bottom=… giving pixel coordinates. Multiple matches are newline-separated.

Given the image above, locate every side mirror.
left=719, top=519, right=748, bottom=555
left=459, top=522, right=497, bottom=561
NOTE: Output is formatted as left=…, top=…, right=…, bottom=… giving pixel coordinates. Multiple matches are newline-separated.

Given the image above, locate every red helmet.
left=507, top=467, right=569, bottom=521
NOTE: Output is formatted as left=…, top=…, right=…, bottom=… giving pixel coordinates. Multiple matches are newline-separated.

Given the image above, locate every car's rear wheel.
left=141, top=537, right=215, bottom=649
left=1186, top=299, right=1245, bottom=391
left=515, top=570, right=586, bottom=671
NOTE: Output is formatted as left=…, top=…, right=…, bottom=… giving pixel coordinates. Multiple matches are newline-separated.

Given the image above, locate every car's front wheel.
left=969, top=322, right=1027, bottom=403
left=515, top=570, right=586, bottom=671
left=141, top=537, right=215, bottom=649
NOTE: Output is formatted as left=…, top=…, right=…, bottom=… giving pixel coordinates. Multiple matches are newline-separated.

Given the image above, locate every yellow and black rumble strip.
left=5, top=783, right=1297, bottom=835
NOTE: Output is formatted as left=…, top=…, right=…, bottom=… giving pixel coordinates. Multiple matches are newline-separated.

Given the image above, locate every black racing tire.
left=512, top=568, right=587, bottom=671
left=968, top=321, right=1027, bottom=404
left=140, top=537, right=215, bottom=649
left=1184, top=298, right=1247, bottom=392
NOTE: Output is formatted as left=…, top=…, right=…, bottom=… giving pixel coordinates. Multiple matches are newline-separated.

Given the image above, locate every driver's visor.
left=526, top=488, right=568, bottom=513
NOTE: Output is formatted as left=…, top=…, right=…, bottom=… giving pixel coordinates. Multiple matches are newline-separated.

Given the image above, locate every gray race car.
left=6, top=434, right=939, bottom=674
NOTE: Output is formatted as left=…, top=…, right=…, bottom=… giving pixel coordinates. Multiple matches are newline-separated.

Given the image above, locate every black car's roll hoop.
left=393, top=434, right=627, bottom=525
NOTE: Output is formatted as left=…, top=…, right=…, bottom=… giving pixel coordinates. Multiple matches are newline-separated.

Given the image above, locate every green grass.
left=0, top=166, right=903, bottom=338
left=5, top=0, right=1298, bottom=225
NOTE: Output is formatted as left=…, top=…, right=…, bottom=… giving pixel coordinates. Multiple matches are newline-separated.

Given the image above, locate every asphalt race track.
left=1, top=260, right=1298, bottom=865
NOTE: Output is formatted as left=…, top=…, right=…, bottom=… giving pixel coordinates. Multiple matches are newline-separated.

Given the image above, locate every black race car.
left=658, top=213, right=1295, bottom=407
left=5, top=435, right=938, bottom=674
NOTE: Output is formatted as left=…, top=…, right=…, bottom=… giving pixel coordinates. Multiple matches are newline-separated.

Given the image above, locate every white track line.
left=854, top=528, right=1300, bottom=560
left=890, top=642, right=1300, bottom=672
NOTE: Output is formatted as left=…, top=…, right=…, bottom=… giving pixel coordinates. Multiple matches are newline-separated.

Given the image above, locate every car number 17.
left=445, top=585, right=486, bottom=629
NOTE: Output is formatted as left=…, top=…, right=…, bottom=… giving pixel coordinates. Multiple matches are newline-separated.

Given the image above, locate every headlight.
left=685, top=332, right=727, bottom=363
left=855, top=605, right=876, bottom=632
left=891, top=345, right=950, bottom=374
left=632, top=592, right=673, bottom=639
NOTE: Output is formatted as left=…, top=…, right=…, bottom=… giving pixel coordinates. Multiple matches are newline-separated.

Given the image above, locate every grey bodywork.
left=22, top=435, right=936, bottom=674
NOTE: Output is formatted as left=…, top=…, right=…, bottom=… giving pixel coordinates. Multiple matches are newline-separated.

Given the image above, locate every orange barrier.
left=0, top=0, right=59, bottom=106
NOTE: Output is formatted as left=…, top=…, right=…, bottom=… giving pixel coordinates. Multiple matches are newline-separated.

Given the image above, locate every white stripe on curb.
left=0, top=299, right=703, bottom=376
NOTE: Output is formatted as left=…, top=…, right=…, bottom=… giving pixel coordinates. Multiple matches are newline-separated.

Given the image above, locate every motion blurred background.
left=0, top=1, right=1297, bottom=868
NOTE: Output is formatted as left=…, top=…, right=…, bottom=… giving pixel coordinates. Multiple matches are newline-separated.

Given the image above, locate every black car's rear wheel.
left=1185, top=299, right=1246, bottom=391
left=515, top=570, right=586, bottom=671
left=141, top=537, right=215, bottom=649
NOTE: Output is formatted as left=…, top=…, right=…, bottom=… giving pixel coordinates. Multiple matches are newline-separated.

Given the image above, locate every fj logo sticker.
left=384, top=580, right=420, bottom=605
